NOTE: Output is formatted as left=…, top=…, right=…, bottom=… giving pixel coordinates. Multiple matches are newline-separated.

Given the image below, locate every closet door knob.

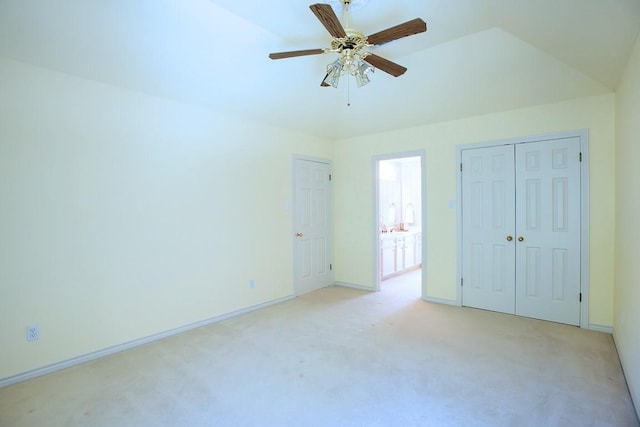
left=296, top=232, right=303, bottom=238
left=518, top=236, right=525, bottom=242
left=506, top=236, right=513, bottom=242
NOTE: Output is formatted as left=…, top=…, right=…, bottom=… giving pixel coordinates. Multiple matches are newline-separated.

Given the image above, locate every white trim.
left=0, top=295, right=294, bottom=388
left=579, top=131, right=591, bottom=329
left=292, top=155, right=334, bottom=296
left=423, top=296, right=459, bottom=306
left=455, top=147, right=464, bottom=307
left=612, top=335, right=640, bottom=422
left=334, top=281, right=375, bottom=292
left=372, top=151, right=427, bottom=296
left=455, top=129, right=591, bottom=328
left=588, top=324, right=613, bottom=334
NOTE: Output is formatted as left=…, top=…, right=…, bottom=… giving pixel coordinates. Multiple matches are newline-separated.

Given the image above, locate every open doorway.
left=374, top=152, right=424, bottom=297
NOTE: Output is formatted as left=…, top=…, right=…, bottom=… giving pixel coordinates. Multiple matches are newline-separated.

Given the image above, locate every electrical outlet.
left=26, top=325, right=40, bottom=342
left=249, top=279, right=255, bottom=289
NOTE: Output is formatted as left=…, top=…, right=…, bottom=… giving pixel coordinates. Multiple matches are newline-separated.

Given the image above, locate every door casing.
left=455, top=130, right=590, bottom=328
left=372, top=150, right=427, bottom=296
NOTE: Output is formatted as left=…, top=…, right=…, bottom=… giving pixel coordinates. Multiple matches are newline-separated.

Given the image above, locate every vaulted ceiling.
left=1, top=0, right=639, bottom=139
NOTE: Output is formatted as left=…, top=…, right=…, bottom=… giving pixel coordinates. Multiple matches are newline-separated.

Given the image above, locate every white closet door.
left=514, top=138, right=581, bottom=325
left=461, top=145, right=516, bottom=313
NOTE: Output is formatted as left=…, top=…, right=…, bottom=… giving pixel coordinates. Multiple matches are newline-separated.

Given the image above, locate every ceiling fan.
left=268, top=0, right=427, bottom=88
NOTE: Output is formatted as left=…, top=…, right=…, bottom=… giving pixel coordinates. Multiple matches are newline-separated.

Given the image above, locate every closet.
left=460, top=136, right=583, bottom=326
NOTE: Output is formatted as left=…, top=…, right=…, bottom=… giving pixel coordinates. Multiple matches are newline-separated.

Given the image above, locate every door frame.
left=292, top=155, right=334, bottom=296
left=455, top=130, right=591, bottom=328
left=372, top=150, right=427, bottom=297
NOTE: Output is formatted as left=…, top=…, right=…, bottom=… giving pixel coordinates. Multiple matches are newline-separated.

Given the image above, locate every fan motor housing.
left=331, top=29, right=368, bottom=53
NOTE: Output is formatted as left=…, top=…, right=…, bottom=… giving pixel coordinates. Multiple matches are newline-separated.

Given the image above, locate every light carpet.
left=1, top=270, right=638, bottom=426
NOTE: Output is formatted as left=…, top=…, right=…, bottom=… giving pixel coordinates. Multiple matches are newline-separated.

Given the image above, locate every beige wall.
left=0, top=57, right=332, bottom=380
left=333, top=94, right=616, bottom=328
left=0, top=50, right=627, bottom=395
left=614, top=34, right=640, bottom=418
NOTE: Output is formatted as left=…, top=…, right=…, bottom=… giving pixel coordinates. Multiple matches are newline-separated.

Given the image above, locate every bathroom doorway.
left=373, top=152, right=424, bottom=297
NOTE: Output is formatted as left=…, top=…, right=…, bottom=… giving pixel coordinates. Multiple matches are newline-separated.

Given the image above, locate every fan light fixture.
left=320, top=1, right=375, bottom=89
left=322, top=57, right=374, bottom=88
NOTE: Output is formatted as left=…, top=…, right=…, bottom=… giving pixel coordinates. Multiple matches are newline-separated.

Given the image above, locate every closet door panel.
left=514, top=138, right=581, bottom=325
left=461, top=145, right=516, bottom=313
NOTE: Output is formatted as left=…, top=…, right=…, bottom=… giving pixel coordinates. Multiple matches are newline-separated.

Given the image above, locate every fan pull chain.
left=347, top=74, right=351, bottom=107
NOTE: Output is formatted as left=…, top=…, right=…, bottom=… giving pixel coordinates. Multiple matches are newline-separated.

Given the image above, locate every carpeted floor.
left=1, top=270, right=638, bottom=426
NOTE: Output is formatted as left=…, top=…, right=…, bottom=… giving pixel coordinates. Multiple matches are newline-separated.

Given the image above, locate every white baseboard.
left=0, top=295, right=295, bottom=389
left=423, top=296, right=459, bottom=306
left=333, top=281, right=375, bottom=292
left=612, top=334, right=640, bottom=422
left=588, top=323, right=613, bottom=334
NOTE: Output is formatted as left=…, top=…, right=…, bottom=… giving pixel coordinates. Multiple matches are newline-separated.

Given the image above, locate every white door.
left=514, top=138, right=581, bottom=325
left=293, top=158, right=333, bottom=295
left=461, top=138, right=582, bottom=326
left=461, top=145, right=516, bottom=314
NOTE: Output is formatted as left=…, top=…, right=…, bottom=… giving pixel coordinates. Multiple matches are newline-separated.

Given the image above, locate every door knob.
left=506, top=236, right=513, bottom=242
left=296, top=232, right=303, bottom=238
left=518, top=236, right=524, bottom=242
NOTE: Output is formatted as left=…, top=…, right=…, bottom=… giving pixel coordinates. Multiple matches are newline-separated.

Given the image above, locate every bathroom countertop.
left=380, top=229, right=422, bottom=239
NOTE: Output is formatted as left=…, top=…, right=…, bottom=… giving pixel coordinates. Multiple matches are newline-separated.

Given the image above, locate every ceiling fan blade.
left=367, top=18, right=427, bottom=46
left=364, top=54, right=407, bottom=77
left=269, top=49, right=325, bottom=60
left=310, top=4, right=347, bottom=38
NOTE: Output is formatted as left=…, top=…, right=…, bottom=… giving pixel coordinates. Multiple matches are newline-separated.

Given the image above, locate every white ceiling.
left=1, top=0, right=639, bottom=139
